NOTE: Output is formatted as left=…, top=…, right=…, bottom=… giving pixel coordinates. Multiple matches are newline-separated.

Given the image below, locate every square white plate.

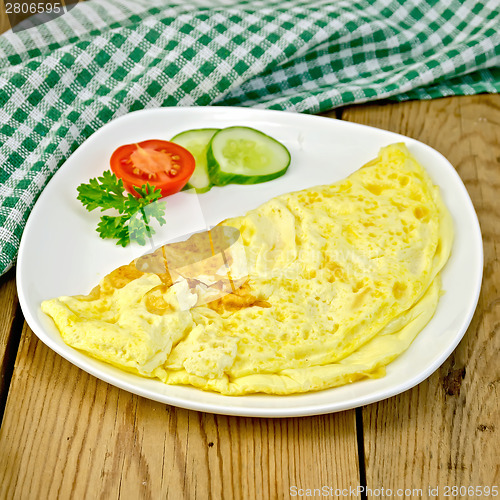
left=17, top=107, right=482, bottom=417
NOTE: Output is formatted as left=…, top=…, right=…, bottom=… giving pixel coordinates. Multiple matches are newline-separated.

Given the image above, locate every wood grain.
left=343, top=95, right=500, bottom=497
left=0, top=269, right=22, bottom=421
left=0, top=326, right=361, bottom=499
left=0, top=0, right=11, bottom=35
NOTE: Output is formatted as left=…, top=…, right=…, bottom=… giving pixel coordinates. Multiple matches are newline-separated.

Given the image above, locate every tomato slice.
left=110, top=139, right=195, bottom=197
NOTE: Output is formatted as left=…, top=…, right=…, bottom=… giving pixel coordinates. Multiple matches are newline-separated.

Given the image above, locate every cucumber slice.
left=171, top=128, right=219, bottom=193
left=207, top=126, right=291, bottom=186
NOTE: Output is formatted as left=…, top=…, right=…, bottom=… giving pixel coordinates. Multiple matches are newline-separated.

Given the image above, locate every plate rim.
left=16, top=106, right=484, bottom=418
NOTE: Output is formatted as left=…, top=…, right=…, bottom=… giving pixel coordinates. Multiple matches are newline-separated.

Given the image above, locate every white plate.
left=17, top=107, right=483, bottom=418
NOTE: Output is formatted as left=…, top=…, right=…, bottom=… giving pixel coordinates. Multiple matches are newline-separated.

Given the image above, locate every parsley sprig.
left=77, top=171, right=166, bottom=247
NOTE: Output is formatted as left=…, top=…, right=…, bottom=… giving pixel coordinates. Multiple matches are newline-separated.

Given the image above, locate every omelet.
left=41, top=144, right=453, bottom=395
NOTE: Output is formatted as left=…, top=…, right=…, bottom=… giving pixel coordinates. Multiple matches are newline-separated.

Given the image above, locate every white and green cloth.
left=0, top=0, right=499, bottom=275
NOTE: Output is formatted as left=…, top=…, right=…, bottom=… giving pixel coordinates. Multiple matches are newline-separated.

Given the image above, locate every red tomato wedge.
left=110, top=139, right=195, bottom=197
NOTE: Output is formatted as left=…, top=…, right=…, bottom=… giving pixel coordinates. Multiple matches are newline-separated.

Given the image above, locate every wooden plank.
left=0, top=325, right=361, bottom=499
left=342, top=95, right=500, bottom=495
left=0, top=269, right=22, bottom=420
left=0, top=0, right=11, bottom=35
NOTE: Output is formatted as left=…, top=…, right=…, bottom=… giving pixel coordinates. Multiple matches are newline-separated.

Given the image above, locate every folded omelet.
left=41, top=144, right=453, bottom=395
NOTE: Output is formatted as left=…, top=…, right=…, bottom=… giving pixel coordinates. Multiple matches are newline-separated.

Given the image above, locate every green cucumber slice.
left=207, top=126, right=291, bottom=186
left=171, top=128, right=219, bottom=193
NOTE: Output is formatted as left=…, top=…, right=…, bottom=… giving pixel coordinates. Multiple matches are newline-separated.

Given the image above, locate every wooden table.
left=0, top=13, right=499, bottom=500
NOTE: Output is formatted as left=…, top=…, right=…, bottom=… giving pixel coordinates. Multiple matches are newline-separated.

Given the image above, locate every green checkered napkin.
left=0, top=0, right=499, bottom=275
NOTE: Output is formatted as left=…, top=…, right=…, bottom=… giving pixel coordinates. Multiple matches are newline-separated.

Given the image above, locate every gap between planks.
left=342, top=95, right=500, bottom=495
left=0, top=269, right=24, bottom=426
left=325, top=106, right=370, bottom=499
